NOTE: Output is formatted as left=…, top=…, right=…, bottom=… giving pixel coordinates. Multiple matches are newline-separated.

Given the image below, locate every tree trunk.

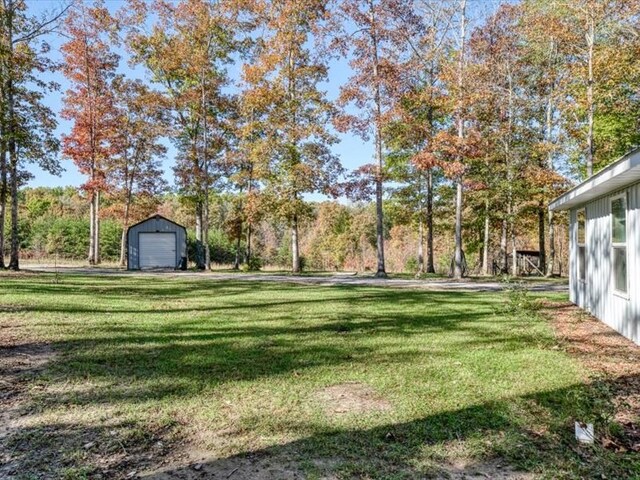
left=482, top=198, right=490, bottom=276
left=246, top=222, right=252, bottom=266
left=426, top=168, right=435, bottom=274
left=547, top=210, right=555, bottom=277
left=119, top=228, right=127, bottom=267
left=0, top=139, right=6, bottom=269
left=195, top=203, right=204, bottom=269
left=203, top=199, right=210, bottom=270
left=245, top=163, right=254, bottom=268
left=416, top=216, right=424, bottom=275
left=369, top=0, right=386, bottom=278
left=504, top=58, right=515, bottom=277
left=88, top=191, right=95, bottom=264
left=234, top=234, right=241, bottom=270
left=0, top=10, right=6, bottom=269
left=8, top=134, right=18, bottom=271
left=452, top=0, right=467, bottom=279
left=292, top=213, right=300, bottom=273
left=94, top=190, right=100, bottom=264
left=538, top=201, right=546, bottom=273
left=6, top=1, right=18, bottom=271
left=586, top=12, right=595, bottom=177
left=545, top=39, right=557, bottom=277
left=500, top=218, right=507, bottom=274
left=201, top=68, right=211, bottom=272
left=511, top=229, right=517, bottom=276
left=119, top=200, right=131, bottom=267
left=453, top=182, right=463, bottom=278
left=509, top=203, right=517, bottom=276
left=374, top=172, right=385, bottom=277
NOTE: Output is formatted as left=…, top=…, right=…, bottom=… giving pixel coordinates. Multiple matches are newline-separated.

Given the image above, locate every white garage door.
left=139, top=233, right=176, bottom=269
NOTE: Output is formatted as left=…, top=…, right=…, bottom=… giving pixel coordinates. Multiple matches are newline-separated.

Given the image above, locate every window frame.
left=577, top=208, right=587, bottom=283
left=610, top=193, right=629, bottom=298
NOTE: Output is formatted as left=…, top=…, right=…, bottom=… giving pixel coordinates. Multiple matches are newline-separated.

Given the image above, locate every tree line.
left=10, top=186, right=572, bottom=274
left=1, top=0, right=639, bottom=275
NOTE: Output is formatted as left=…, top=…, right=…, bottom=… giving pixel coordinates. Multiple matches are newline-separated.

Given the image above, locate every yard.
left=0, top=273, right=638, bottom=479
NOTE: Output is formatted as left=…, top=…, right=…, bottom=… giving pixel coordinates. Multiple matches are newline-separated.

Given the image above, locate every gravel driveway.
left=22, top=265, right=569, bottom=292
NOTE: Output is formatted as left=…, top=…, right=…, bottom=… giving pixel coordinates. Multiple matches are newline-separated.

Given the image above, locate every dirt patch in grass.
left=142, top=454, right=535, bottom=480
left=315, top=382, right=392, bottom=416
left=444, top=458, right=534, bottom=479
left=141, top=450, right=305, bottom=480
left=542, top=301, right=640, bottom=453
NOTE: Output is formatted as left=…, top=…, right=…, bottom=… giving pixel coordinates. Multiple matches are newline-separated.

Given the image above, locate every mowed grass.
left=0, top=274, right=634, bottom=479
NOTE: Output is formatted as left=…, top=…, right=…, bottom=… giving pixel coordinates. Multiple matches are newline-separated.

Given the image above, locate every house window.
left=577, top=209, right=586, bottom=282
left=611, top=195, right=627, bottom=295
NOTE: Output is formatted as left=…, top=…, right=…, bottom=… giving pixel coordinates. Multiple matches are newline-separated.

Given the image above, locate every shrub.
left=405, top=256, right=418, bottom=273
left=100, top=221, right=123, bottom=261
left=242, top=256, right=262, bottom=271
left=23, top=217, right=121, bottom=261
left=501, top=276, right=538, bottom=315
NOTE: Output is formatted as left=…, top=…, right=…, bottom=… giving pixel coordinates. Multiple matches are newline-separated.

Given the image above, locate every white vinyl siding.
left=569, top=183, right=639, bottom=345
left=139, top=232, right=177, bottom=269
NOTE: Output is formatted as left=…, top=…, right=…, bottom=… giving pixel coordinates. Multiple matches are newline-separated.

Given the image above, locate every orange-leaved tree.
left=335, top=0, right=418, bottom=278
left=61, top=0, right=119, bottom=265
left=240, top=0, right=343, bottom=273
left=125, top=0, right=237, bottom=270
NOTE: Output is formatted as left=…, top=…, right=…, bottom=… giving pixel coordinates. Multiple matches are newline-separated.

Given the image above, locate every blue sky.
left=26, top=0, right=498, bottom=194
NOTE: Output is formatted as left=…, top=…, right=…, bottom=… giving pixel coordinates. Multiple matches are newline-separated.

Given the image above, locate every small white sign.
left=575, top=422, right=594, bottom=444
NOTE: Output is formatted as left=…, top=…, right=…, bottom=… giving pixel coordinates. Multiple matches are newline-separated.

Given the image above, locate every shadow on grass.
left=1, top=277, right=556, bottom=409
left=27, top=311, right=545, bottom=407
left=17, top=308, right=552, bottom=408
left=139, top=377, right=638, bottom=479
left=7, top=276, right=629, bottom=478
left=7, top=377, right=638, bottom=479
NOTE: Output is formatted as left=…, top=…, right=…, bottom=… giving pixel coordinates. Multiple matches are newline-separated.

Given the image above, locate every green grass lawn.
left=0, top=274, right=635, bottom=479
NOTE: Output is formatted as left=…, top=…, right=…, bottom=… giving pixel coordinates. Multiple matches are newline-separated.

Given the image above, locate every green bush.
left=209, top=229, right=239, bottom=264
left=40, top=218, right=89, bottom=259
left=405, top=256, right=418, bottom=273
left=100, top=221, right=123, bottom=261
left=186, top=229, right=241, bottom=266
left=501, top=277, right=538, bottom=315
left=23, top=217, right=121, bottom=261
left=242, top=256, right=262, bottom=271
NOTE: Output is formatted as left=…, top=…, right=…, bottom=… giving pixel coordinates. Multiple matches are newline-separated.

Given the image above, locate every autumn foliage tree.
left=241, top=0, right=342, bottom=273
left=385, top=0, right=455, bottom=275
left=110, top=78, right=167, bottom=266
left=61, top=0, right=119, bottom=265
left=336, top=0, right=418, bottom=278
left=126, top=0, right=237, bottom=269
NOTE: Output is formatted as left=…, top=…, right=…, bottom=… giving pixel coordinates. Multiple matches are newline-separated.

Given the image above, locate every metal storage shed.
left=550, top=148, right=640, bottom=345
left=127, top=215, right=187, bottom=270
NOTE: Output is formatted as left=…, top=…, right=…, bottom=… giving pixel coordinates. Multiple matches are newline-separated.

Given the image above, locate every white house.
left=550, top=149, right=640, bottom=345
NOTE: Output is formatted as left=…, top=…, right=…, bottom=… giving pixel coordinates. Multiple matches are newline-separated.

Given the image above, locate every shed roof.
left=126, top=214, right=187, bottom=233
left=549, top=147, right=640, bottom=211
